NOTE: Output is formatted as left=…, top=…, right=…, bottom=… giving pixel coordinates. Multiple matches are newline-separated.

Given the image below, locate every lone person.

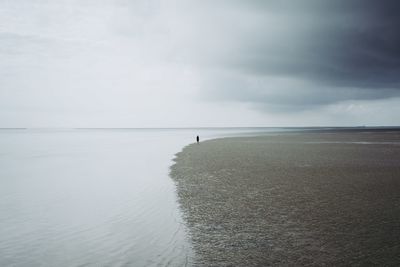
left=196, top=135, right=200, bottom=143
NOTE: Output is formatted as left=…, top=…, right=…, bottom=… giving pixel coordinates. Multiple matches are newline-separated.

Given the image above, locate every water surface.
left=0, top=127, right=278, bottom=266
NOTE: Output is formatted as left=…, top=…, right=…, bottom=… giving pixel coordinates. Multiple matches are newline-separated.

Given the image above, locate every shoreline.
left=170, top=130, right=400, bottom=266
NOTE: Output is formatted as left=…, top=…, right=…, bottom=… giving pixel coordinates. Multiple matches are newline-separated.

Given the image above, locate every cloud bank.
left=170, top=0, right=400, bottom=111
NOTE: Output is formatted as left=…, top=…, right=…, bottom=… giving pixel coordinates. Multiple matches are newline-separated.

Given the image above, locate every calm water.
left=0, top=128, right=282, bottom=267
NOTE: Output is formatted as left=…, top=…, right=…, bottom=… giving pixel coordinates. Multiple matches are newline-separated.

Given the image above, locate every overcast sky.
left=1, top=0, right=400, bottom=127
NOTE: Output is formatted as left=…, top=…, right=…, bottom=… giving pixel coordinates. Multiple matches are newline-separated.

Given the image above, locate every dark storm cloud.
left=191, top=0, right=400, bottom=110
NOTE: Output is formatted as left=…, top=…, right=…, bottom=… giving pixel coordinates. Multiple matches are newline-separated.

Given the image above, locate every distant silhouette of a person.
left=196, top=135, right=199, bottom=143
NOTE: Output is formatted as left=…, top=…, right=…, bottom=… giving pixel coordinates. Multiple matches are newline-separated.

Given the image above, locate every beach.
left=170, top=130, right=400, bottom=266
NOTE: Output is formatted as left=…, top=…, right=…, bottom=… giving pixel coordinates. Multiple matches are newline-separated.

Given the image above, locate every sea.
left=0, top=127, right=292, bottom=267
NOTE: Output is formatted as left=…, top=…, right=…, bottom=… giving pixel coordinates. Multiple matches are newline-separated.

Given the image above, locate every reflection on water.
left=0, top=128, right=275, bottom=266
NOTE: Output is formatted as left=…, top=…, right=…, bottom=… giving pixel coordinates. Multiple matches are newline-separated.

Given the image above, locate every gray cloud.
left=173, top=0, right=400, bottom=111
left=1, top=0, right=400, bottom=127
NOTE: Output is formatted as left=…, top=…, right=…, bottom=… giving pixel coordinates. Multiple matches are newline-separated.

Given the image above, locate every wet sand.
left=170, top=131, right=400, bottom=266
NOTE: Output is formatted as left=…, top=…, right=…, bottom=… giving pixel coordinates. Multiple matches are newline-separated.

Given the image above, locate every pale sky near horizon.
left=1, top=0, right=400, bottom=127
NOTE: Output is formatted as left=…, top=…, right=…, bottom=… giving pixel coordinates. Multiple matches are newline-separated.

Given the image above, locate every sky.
left=1, top=0, right=400, bottom=127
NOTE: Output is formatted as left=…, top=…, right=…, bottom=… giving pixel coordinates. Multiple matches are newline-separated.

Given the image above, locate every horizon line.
left=1, top=125, right=400, bottom=130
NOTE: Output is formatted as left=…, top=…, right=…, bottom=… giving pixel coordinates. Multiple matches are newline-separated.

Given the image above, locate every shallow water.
left=0, top=127, right=278, bottom=267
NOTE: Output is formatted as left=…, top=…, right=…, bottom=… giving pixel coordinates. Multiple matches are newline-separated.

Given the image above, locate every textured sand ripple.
left=171, top=131, right=400, bottom=266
